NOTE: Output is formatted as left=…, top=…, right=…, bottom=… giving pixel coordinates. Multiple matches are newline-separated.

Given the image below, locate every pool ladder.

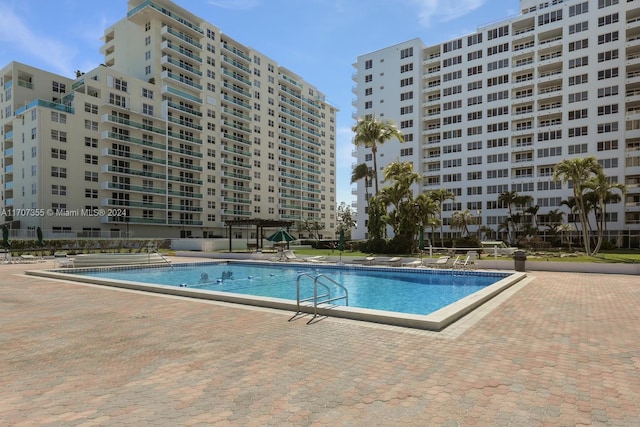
left=293, top=273, right=348, bottom=322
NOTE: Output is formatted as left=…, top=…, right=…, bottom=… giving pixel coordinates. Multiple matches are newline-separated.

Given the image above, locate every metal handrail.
left=295, top=273, right=349, bottom=318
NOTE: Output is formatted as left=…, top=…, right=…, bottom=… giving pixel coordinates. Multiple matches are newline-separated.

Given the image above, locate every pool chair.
left=364, top=256, right=376, bottom=265
left=282, top=250, right=326, bottom=263
left=433, top=256, right=451, bottom=268
left=379, top=256, right=403, bottom=266
left=460, top=251, right=478, bottom=269
left=402, top=259, right=423, bottom=268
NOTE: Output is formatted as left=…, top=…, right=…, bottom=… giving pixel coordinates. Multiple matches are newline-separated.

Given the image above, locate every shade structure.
left=36, top=227, right=44, bottom=247
left=266, top=229, right=296, bottom=243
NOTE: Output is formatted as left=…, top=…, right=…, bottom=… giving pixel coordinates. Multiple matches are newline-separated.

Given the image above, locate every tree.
left=498, top=191, right=519, bottom=244
left=582, top=171, right=626, bottom=254
left=414, top=192, right=439, bottom=249
left=377, top=161, right=420, bottom=237
left=427, top=188, right=456, bottom=245
left=553, top=157, right=602, bottom=255
left=450, top=210, right=475, bottom=237
left=336, top=202, right=356, bottom=240
left=296, top=219, right=323, bottom=244
left=352, top=117, right=404, bottom=195
left=351, top=163, right=373, bottom=205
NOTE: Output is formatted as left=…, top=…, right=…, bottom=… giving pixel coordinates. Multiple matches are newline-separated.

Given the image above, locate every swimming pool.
left=29, top=261, right=526, bottom=331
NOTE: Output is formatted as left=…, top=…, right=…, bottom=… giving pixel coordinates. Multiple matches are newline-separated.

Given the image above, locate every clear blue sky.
left=0, top=0, right=518, bottom=207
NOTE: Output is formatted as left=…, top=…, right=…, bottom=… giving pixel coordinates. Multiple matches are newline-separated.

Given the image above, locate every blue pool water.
left=78, top=262, right=509, bottom=316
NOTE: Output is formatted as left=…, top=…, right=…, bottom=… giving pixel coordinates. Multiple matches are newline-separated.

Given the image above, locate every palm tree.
left=377, top=161, right=420, bottom=236
left=351, top=163, right=373, bottom=204
left=414, top=192, right=439, bottom=248
left=450, top=209, right=475, bottom=237
left=553, top=156, right=602, bottom=255
left=582, top=171, right=626, bottom=254
left=498, top=191, right=519, bottom=244
left=428, top=188, right=456, bottom=245
left=352, top=117, right=404, bottom=195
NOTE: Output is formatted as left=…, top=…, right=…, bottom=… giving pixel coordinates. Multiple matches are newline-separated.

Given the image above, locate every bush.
left=453, top=235, right=481, bottom=249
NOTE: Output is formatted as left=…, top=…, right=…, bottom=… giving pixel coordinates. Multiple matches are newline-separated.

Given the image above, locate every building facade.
left=351, top=0, right=640, bottom=246
left=1, top=0, right=337, bottom=239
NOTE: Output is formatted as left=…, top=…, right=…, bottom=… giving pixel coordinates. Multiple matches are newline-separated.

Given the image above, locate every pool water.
left=79, top=262, right=509, bottom=316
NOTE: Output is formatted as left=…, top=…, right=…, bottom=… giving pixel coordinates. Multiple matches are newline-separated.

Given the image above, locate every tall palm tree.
left=553, top=156, right=602, bottom=255
left=351, top=163, right=373, bottom=204
left=582, top=171, right=626, bottom=254
left=377, top=161, right=420, bottom=236
left=352, top=117, right=404, bottom=195
left=428, top=188, right=456, bottom=245
left=414, top=192, right=439, bottom=247
left=450, top=209, right=475, bottom=237
left=498, top=191, right=519, bottom=244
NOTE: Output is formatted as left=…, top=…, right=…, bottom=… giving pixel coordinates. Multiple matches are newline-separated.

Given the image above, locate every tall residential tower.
left=352, top=0, right=639, bottom=246
left=1, top=0, right=337, bottom=239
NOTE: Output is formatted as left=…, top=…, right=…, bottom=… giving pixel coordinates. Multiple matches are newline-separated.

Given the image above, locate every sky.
left=0, top=0, right=519, bottom=207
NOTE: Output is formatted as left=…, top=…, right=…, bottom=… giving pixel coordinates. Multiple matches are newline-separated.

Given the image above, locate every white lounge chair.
left=402, top=259, right=423, bottom=268
left=379, top=256, right=403, bottom=266
left=433, top=256, right=451, bottom=268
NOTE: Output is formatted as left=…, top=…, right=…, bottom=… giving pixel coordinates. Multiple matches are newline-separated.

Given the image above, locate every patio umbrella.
left=337, top=228, right=345, bottom=260
left=2, top=225, right=9, bottom=249
left=36, top=227, right=44, bottom=247
left=418, top=227, right=424, bottom=261
left=266, top=229, right=295, bottom=246
left=2, top=225, right=9, bottom=262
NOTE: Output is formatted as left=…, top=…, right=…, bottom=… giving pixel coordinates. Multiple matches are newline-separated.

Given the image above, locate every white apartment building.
left=1, top=0, right=337, bottom=239
left=351, top=0, right=640, bottom=246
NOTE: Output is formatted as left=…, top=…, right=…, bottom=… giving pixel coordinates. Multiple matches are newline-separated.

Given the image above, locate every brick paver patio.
left=1, top=259, right=639, bottom=426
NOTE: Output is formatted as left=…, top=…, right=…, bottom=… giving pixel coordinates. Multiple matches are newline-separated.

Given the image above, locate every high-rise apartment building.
left=1, top=0, right=337, bottom=239
left=352, top=0, right=640, bottom=246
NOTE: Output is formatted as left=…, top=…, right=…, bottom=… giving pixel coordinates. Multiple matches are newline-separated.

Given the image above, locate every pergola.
left=224, top=219, right=294, bottom=252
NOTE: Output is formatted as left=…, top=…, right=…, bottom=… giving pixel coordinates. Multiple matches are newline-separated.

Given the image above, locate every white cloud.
left=408, top=0, right=486, bottom=27
left=207, top=0, right=260, bottom=10
left=0, top=6, right=77, bottom=75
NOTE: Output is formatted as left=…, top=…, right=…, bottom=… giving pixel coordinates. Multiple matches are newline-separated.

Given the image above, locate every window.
left=597, top=85, right=618, bottom=98
left=568, top=91, right=588, bottom=103
left=568, top=143, right=588, bottom=154
left=598, top=13, right=619, bottom=27
left=569, top=21, right=588, bottom=34
left=598, top=104, right=618, bottom=115
left=400, top=91, right=413, bottom=101
left=467, top=33, right=482, bottom=46
left=364, top=59, right=372, bottom=69
left=400, top=47, right=413, bottom=59
left=142, top=88, right=153, bottom=99
left=487, top=25, right=508, bottom=40
left=598, top=68, right=619, bottom=80
left=51, top=166, right=67, bottom=178
left=51, top=148, right=67, bottom=160
left=568, top=109, right=588, bottom=120
left=569, top=56, right=588, bottom=69
left=597, top=140, right=618, bottom=151
left=443, top=39, right=462, bottom=52
left=52, top=81, right=66, bottom=93
left=598, top=31, right=619, bottom=44
left=400, top=147, right=413, bottom=156
left=568, top=39, right=588, bottom=52
left=400, top=63, right=414, bottom=73
left=597, top=122, right=618, bottom=133
left=569, top=1, right=588, bottom=16
left=538, top=10, right=562, bottom=26
left=598, top=0, right=619, bottom=9
left=568, top=74, right=588, bottom=86
left=598, top=50, right=619, bottom=62
left=84, top=154, right=98, bottom=165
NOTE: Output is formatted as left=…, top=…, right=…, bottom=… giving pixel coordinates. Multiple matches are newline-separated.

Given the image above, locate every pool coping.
left=26, top=261, right=527, bottom=331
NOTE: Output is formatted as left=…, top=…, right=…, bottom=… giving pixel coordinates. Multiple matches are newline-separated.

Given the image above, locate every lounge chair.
left=364, top=256, right=376, bottom=265
left=402, top=259, right=423, bottom=268
left=433, top=256, right=451, bottom=268
left=282, top=250, right=326, bottom=262
left=54, top=252, right=75, bottom=268
left=460, top=251, right=478, bottom=269
left=451, top=255, right=464, bottom=269
left=379, top=256, right=403, bottom=266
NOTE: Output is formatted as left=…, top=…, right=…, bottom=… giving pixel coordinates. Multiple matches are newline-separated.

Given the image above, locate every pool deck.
left=1, top=257, right=639, bottom=426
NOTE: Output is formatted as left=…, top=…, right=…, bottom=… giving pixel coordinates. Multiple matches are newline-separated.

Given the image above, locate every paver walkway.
left=1, top=260, right=639, bottom=426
